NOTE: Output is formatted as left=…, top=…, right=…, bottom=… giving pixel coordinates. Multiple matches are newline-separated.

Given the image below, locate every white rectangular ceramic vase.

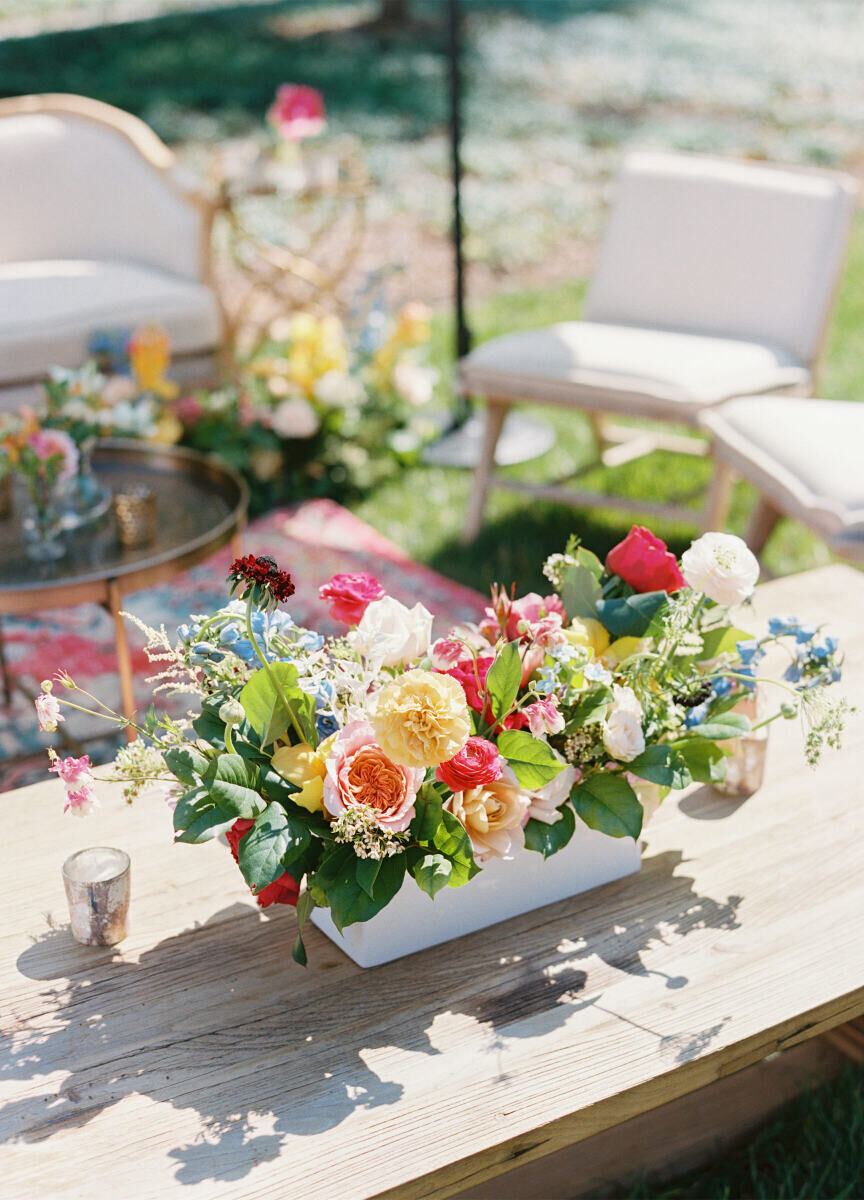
left=310, top=819, right=641, bottom=968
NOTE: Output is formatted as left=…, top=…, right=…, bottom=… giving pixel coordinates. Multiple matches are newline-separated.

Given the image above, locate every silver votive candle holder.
left=62, top=847, right=131, bottom=946
left=113, top=485, right=156, bottom=548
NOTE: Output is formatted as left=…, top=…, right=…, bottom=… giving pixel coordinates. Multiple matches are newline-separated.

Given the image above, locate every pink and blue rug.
left=1, top=500, right=484, bottom=791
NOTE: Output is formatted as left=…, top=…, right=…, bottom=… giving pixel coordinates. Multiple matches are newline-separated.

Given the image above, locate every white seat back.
left=585, top=151, right=856, bottom=365
left=0, top=108, right=203, bottom=281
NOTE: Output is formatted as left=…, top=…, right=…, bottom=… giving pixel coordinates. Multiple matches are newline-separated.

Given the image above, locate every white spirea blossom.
left=680, top=532, right=759, bottom=607
left=350, top=596, right=433, bottom=668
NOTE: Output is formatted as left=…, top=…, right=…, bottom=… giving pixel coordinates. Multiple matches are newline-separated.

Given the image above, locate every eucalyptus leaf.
left=571, top=772, right=643, bottom=839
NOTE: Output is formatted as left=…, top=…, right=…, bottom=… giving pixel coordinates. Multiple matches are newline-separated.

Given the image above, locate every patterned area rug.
left=1, top=499, right=484, bottom=792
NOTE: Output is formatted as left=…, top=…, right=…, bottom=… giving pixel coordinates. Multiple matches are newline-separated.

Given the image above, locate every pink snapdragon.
left=49, top=753, right=98, bottom=816
left=35, top=688, right=64, bottom=732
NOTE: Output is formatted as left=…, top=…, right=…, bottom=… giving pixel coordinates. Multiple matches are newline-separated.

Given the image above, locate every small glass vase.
left=716, top=691, right=769, bottom=796
left=21, top=479, right=66, bottom=561
left=59, top=438, right=112, bottom=531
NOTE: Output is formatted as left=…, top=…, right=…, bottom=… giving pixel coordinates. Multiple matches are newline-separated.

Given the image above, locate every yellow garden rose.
left=149, top=413, right=183, bottom=445
left=368, top=669, right=471, bottom=769
left=564, top=617, right=610, bottom=657
left=271, top=741, right=326, bottom=813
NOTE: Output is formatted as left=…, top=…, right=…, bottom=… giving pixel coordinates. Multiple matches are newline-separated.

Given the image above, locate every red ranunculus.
left=318, top=572, right=385, bottom=625
left=436, top=736, right=504, bottom=791
left=605, top=525, right=685, bottom=593
left=226, top=818, right=299, bottom=908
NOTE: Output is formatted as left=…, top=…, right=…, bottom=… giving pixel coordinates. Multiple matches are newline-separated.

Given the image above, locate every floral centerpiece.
left=40, top=526, right=850, bottom=965
left=178, top=303, right=439, bottom=514
left=1, top=410, right=78, bottom=558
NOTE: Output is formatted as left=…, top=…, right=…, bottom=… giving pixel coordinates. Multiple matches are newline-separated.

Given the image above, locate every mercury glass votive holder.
left=112, top=486, right=156, bottom=548
left=62, top=847, right=130, bottom=946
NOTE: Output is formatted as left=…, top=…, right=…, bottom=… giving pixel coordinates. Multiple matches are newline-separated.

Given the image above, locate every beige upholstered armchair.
left=0, top=94, right=222, bottom=411
left=459, top=151, right=856, bottom=540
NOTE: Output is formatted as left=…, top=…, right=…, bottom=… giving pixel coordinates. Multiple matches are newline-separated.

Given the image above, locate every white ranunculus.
left=314, top=370, right=365, bottom=408
left=611, top=684, right=643, bottom=720
left=271, top=396, right=321, bottom=439
left=350, top=596, right=433, bottom=667
left=680, top=532, right=759, bottom=607
left=603, top=710, right=645, bottom=762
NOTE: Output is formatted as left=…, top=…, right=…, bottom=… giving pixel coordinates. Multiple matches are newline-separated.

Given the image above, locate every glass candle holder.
left=113, top=486, right=156, bottom=549
left=62, top=847, right=130, bottom=946
left=716, top=690, right=768, bottom=796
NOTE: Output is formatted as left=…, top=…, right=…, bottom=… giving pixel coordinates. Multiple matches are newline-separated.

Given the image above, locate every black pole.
left=447, top=0, right=471, bottom=364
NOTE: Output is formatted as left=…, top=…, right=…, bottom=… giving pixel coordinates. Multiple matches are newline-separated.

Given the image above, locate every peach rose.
left=323, top=721, right=423, bottom=832
left=444, top=769, right=531, bottom=862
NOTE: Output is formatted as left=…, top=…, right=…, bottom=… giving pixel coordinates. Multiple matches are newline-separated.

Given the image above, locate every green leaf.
left=571, top=772, right=643, bottom=839
left=175, top=805, right=236, bottom=844
left=237, top=802, right=310, bottom=891
left=192, top=703, right=226, bottom=750
left=411, top=852, right=453, bottom=897
left=485, top=641, right=523, bottom=722
left=172, top=785, right=209, bottom=832
left=627, top=745, right=692, bottom=790
left=259, top=764, right=301, bottom=805
left=698, top=625, right=753, bottom=662
left=292, top=889, right=316, bottom=967
left=434, top=810, right=479, bottom=887
left=327, top=853, right=407, bottom=931
left=575, top=546, right=604, bottom=578
left=497, top=730, right=566, bottom=789
left=688, top=712, right=751, bottom=740
left=163, top=745, right=209, bottom=786
left=524, top=805, right=576, bottom=859
left=355, top=856, right=382, bottom=899
left=203, top=753, right=267, bottom=818
left=670, top=738, right=728, bottom=784
left=240, top=662, right=317, bottom=747
left=564, top=684, right=612, bottom=731
left=560, top=562, right=601, bottom=620
left=596, top=591, right=667, bottom=637
left=410, top=788, right=444, bottom=842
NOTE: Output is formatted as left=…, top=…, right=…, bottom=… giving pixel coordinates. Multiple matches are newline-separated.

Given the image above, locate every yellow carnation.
left=564, top=617, right=610, bottom=657
left=271, top=741, right=326, bottom=813
left=368, top=669, right=471, bottom=769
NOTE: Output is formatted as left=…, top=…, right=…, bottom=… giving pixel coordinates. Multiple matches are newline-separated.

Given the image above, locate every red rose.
left=226, top=818, right=299, bottom=909
left=436, top=736, right=505, bottom=791
left=605, top=525, right=685, bottom=593
left=318, top=572, right=385, bottom=625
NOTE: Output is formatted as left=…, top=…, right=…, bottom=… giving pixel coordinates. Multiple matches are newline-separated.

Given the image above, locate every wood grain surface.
left=2, top=564, right=863, bottom=1200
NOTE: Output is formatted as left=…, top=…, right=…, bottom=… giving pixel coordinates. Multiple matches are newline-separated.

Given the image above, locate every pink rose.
left=436, top=736, right=505, bottom=791
left=319, top=572, right=385, bottom=625
left=27, top=429, right=78, bottom=480
left=267, top=84, right=326, bottom=141
left=323, top=721, right=423, bottom=832
left=49, top=753, right=97, bottom=816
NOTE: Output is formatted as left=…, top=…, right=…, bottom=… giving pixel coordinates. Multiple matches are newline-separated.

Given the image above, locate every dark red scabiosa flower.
left=226, top=818, right=300, bottom=908
left=228, top=554, right=295, bottom=611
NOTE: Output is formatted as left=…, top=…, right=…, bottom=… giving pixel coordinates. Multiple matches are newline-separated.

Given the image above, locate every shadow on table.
left=3, top=845, right=741, bottom=1186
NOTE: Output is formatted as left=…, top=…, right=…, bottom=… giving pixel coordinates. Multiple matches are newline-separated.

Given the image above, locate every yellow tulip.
left=271, top=742, right=326, bottom=813
left=564, top=617, right=610, bottom=657
left=603, top=636, right=651, bottom=668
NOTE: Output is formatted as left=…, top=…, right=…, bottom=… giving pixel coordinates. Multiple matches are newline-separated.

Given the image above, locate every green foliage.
left=688, top=711, right=751, bottom=740
left=239, top=663, right=317, bottom=748
left=670, top=738, right=727, bottom=784
left=497, top=729, right=565, bottom=789
left=559, top=562, right=601, bottom=620
left=202, top=753, right=267, bottom=819
left=696, top=624, right=754, bottom=662
left=237, top=802, right=310, bottom=892
left=172, top=787, right=235, bottom=844
left=292, top=889, right=316, bottom=968
left=484, top=641, right=523, bottom=723
left=410, top=852, right=453, bottom=897
left=595, top=591, right=668, bottom=637
left=571, top=772, right=643, bottom=839
left=627, top=745, right=691, bottom=790
left=524, top=804, right=576, bottom=858
left=162, top=745, right=209, bottom=786
left=410, top=791, right=478, bottom=889
left=564, top=684, right=612, bottom=731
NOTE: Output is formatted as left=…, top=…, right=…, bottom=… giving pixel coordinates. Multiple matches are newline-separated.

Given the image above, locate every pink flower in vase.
left=267, top=85, right=326, bottom=141
left=27, top=429, right=78, bottom=480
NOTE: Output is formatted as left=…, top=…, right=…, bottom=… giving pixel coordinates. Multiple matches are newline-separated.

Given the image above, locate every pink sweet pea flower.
left=524, top=696, right=565, bottom=738
left=319, top=572, right=385, bottom=625
left=49, top=754, right=98, bottom=816
left=267, top=84, right=326, bottom=141
left=35, top=690, right=63, bottom=732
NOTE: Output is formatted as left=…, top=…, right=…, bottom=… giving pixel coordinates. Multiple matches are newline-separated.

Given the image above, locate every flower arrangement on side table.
left=0, top=411, right=78, bottom=559
left=40, top=526, right=851, bottom=965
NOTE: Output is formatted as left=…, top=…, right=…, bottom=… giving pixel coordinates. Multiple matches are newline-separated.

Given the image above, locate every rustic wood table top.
left=2, top=564, right=863, bottom=1200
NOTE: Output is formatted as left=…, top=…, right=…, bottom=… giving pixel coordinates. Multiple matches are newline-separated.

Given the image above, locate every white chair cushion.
left=459, top=321, right=809, bottom=422
left=585, top=152, right=855, bottom=365
left=0, top=259, right=222, bottom=383
left=701, top=395, right=864, bottom=535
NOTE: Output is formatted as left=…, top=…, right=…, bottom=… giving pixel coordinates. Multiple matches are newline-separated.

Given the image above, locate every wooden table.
left=3, top=564, right=863, bottom=1200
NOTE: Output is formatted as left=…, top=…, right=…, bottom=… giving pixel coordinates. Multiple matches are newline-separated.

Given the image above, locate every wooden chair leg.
left=588, top=412, right=607, bottom=457
left=746, top=495, right=783, bottom=556
left=703, top=457, right=736, bottom=532
left=462, top=399, right=509, bottom=543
